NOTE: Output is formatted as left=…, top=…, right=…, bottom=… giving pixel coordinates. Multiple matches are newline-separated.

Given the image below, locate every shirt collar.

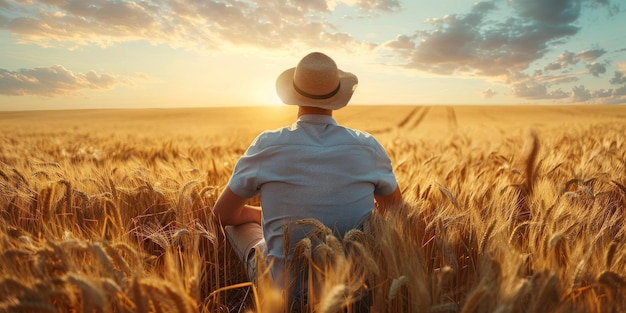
left=296, top=114, right=338, bottom=125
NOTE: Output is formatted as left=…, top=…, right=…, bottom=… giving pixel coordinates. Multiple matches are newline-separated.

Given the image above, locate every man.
left=212, top=52, right=403, bottom=298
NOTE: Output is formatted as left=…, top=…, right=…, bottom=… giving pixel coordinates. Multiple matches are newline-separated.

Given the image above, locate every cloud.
left=586, top=0, right=621, bottom=16
left=481, top=88, right=496, bottom=99
left=0, top=65, right=116, bottom=96
left=512, top=78, right=569, bottom=100
left=615, top=85, right=626, bottom=97
left=511, top=0, right=581, bottom=25
left=385, top=34, right=414, bottom=50
left=571, top=84, right=626, bottom=103
left=380, top=0, right=625, bottom=103
left=383, top=0, right=582, bottom=77
left=576, top=48, right=607, bottom=61
left=544, top=49, right=607, bottom=72
left=510, top=71, right=626, bottom=103
left=571, top=85, right=592, bottom=102
left=352, top=0, right=401, bottom=13
left=610, top=71, right=626, bottom=84
left=0, top=0, right=393, bottom=101
left=0, top=0, right=393, bottom=50
left=558, top=51, right=578, bottom=65
left=586, top=62, right=607, bottom=76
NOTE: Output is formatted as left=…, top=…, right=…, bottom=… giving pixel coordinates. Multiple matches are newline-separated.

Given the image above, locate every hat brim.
left=275, top=67, right=358, bottom=110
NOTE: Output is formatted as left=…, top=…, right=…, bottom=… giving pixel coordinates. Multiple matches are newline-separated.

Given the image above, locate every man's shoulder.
left=251, top=123, right=382, bottom=150
left=250, top=125, right=297, bottom=147
left=343, top=126, right=373, bottom=138
left=338, top=126, right=379, bottom=143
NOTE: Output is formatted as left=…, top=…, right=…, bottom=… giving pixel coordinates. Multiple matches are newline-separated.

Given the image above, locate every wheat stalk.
left=66, top=273, right=107, bottom=313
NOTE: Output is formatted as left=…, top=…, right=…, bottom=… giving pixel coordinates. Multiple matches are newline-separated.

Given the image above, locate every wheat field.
left=0, top=105, right=625, bottom=312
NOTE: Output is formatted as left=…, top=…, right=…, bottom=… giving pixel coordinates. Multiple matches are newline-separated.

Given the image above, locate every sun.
left=267, top=93, right=283, bottom=106
left=246, top=83, right=283, bottom=106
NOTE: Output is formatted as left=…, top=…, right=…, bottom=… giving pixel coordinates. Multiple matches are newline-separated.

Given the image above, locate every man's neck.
left=297, top=106, right=333, bottom=117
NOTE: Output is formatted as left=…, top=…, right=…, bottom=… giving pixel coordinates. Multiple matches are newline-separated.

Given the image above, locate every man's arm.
left=212, top=187, right=262, bottom=226
left=374, top=186, right=403, bottom=214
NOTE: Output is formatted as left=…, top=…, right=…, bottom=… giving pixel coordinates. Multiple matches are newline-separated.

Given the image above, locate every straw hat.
left=276, top=52, right=358, bottom=110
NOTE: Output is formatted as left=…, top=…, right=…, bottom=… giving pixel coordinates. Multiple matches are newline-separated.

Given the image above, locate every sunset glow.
left=1, top=0, right=625, bottom=110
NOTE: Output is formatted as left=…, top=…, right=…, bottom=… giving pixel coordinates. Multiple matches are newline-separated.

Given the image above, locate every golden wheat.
left=0, top=106, right=624, bottom=312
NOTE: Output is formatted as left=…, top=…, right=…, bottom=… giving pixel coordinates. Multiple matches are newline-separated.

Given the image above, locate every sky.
left=0, top=0, right=625, bottom=110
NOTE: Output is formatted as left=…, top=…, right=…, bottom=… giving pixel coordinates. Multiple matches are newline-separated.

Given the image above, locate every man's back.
left=227, top=114, right=397, bottom=262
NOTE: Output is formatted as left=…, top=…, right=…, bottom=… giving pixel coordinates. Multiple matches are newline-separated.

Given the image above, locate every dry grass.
left=0, top=105, right=625, bottom=312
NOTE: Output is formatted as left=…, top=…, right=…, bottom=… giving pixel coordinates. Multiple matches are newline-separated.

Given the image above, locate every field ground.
left=1, top=104, right=625, bottom=312
left=1, top=104, right=624, bottom=138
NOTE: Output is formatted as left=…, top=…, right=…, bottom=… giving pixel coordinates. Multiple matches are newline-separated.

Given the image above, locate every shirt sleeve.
left=372, top=140, right=398, bottom=196
left=227, top=135, right=264, bottom=198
